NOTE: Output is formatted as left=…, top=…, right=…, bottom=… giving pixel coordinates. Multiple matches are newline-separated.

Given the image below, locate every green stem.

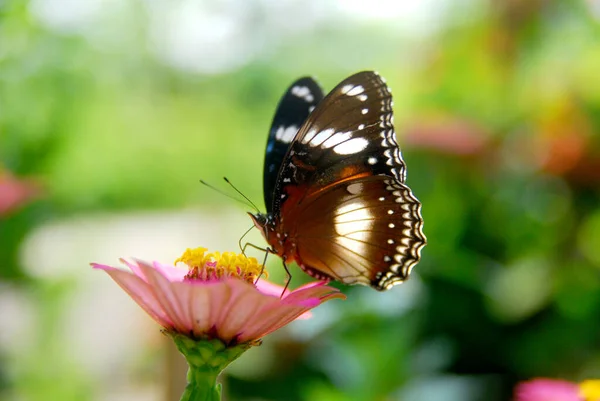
left=167, top=332, right=252, bottom=401
left=179, top=367, right=221, bottom=401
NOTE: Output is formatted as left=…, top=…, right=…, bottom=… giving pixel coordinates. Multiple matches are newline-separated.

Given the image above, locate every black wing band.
left=263, top=77, right=324, bottom=213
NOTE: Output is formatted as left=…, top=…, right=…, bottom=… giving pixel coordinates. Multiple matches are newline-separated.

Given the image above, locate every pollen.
left=175, top=247, right=266, bottom=283
left=580, top=380, right=600, bottom=401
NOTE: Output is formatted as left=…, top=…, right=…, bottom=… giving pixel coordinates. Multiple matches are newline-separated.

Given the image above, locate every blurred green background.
left=1, top=0, right=600, bottom=400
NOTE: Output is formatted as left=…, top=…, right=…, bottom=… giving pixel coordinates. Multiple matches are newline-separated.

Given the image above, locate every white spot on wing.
left=275, top=125, right=298, bottom=144
left=310, top=128, right=335, bottom=146
left=302, top=128, right=317, bottom=144
left=322, top=131, right=352, bottom=148
left=368, top=157, right=377, bottom=165
left=291, top=85, right=314, bottom=102
left=333, top=138, right=369, bottom=155
left=334, top=201, right=373, bottom=255
left=335, top=202, right=371, bottom=224
left=361, top=108, right=368, bottom=114
left=341, top=84, right=353, bottom=94
left=346, top=85, right=364, bottom=96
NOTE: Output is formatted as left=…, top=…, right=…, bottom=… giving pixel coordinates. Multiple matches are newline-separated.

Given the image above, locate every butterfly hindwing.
left=264, top=77, right=324, bottom=213
left=282, top=175, right=425, bottom=290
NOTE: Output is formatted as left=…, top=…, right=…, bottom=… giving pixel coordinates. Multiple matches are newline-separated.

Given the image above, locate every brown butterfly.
left=250, top=71, right=426, bottom=291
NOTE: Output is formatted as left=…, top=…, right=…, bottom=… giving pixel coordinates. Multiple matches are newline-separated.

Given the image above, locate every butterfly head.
left=249, top=212, right=267, bottom=230
left=249, top=212, right=275, bottom=241
left=248, top=212, right=288, bottom=256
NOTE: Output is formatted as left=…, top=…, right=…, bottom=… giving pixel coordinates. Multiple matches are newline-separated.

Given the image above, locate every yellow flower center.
left=175, top=247, right=266, bottom=284
left=580, top=380, right=600, bottom=401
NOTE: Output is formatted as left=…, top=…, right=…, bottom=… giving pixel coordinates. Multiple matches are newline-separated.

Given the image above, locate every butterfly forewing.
left=264, top=77, right=324, bottom=213
left=271, top=71, right=406, bottom=216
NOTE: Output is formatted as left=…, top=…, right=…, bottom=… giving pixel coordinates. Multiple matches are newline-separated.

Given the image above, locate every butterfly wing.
left=287, top=175, right=425, bottom=290
left=271, top=71, right=407, bottom=215
left=271, top=71, right=425, bottom=290
left=264, top=77, right=324, bottom=213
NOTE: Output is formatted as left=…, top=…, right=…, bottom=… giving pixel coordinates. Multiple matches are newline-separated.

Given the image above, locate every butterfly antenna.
left=223, top=177, right=261, bottom=213
left=199, top=179, right=256, bottom=209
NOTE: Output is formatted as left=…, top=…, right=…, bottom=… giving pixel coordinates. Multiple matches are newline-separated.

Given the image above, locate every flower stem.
left=167, top=332, right=252, bottom=401
left=179, top=367, right=221, bottom=401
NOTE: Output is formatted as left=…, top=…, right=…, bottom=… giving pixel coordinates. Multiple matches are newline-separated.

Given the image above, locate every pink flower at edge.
left=514, top=379, right=580, bottom=401
left=0, top=171, right=42, bottom=217
left=92, top=248, right=345, bottom=345
left=513, top=378, right=600, bottom=401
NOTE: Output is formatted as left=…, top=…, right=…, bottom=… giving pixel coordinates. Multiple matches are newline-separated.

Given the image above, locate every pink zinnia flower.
left=514, top=378, right=600, bottom=401
left=94, top=247, right=345, bottom=400
left=92, top=247, right=345, bottom=345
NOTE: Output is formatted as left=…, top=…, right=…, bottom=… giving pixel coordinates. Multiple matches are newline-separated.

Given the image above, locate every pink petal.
left=136, top=262, right=193, bottom=333
left=119, top=259, right=187, bottom=283
left=254, top=279, right=331, bottom=299
left=255, top=278, right=289, bottom=298
left=214, top=279, right=276, bottom=342
left=200, top=280, right=235, bottom=338
left=282, top=284, right=346, bottom=306
left=514, top=378, right=580, bottom=401
left=292, top=297, right=322, bottom=308
left=288, top=280, right=331, bottom=293
left=120, top=259, right=148, bottom=281
left=255, top=279, right=327, bottom=319
left=188, top=281, right=216, bottom=337
left=237, top=282, right=345, bottom=341
left=153, top=261, right=188, bottom=282
left=239, top=303, right=311, bottom=342
left=260, top=289, right=344, bottom=337
left=238, top=288, right=343, bottom=342
left=92, top=263, right=173, bottom=328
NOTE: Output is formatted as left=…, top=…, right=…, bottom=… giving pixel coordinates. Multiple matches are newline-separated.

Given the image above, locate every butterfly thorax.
left=248, top=212, right=298, bottom=262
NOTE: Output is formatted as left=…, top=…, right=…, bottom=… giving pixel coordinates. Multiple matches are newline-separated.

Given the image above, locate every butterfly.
left=249, top=71, right=426, bottom=291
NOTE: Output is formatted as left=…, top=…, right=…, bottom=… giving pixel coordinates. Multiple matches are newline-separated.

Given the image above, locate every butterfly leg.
left=239, top=242, right=272, bottom=285
left=238, top=225, right=255, bottom=255
left=257, top=250, right=270, bottom=284
left=281, top=259, right=292, bottom=298
left=241, top=241, right=268, bottom=257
